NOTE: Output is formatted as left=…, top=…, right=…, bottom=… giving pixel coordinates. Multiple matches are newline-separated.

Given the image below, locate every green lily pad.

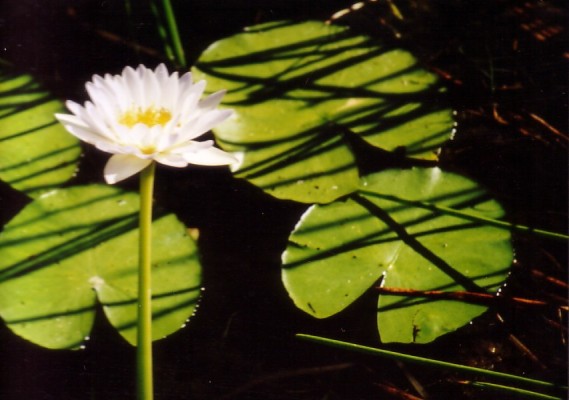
left=0, top=185, right=201, bottom=349
left=193, top=21, right=454, bottom=203
left=0, top=64, right=81, bottom=197
left=282, top=167, right=513, bottom=343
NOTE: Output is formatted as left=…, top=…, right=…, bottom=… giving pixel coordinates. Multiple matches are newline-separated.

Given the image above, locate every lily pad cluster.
left=0, top=64, right=202, bottom=349
left=194, top=21, right=513, bottom=343
left=0, top=19, right=515, bottom=347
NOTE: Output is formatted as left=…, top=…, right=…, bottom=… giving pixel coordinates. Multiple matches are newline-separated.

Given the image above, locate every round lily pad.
left=282, top=167, right=513, bottom=343
left=0, top=185, right=201, bottom=349
left=193, top=21, right=454, bottom=203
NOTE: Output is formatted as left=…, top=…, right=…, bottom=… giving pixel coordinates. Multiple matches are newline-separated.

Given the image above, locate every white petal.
left=104, top=74, right=130, bottom=111
left=84, top=102, right=117, bottom=140
left=154, top=63, right=169, bottom=80
left=86, top=92, right=116, bottom=124
left=143, top=124, right=163, bottom=149
left=179, top=71, right=193, bottom=87
left=129, top=124, right=151, bottom=148
left=170, top=139, right=214, bottom=154
left=56, top=114, right=116, bottom=147
left=94, top=141, right=129, bottom=154
left=89, top=73, right=104, bottom=88
left=183, top=146, right=237, bottom=166
left=156, top=113, right=182, bottom=149
left=123, top=66, right=143, bottom=107
left=86, top=82, right=119, bottom=119
left=91, top=74, right=107, bottom=89
left=111, top=123, right=131, bottom=145
left=198, top=90, right=227, bottom=112
left=65, top=100, right=85, bottom=116
left=56, top=112, right=89, bottom=129
left=177, top=109, right=233, bottom=141
left=104, top=154, right=152, bottom=184
left=177, top=80, right=206, bottom=120
left=142, top=66, right=160, bottom=108
left=154, top=153, right=188, bottom=168
left=160, top=74, right=180, bottom=110
left=176, top=72, right=194, bottom=107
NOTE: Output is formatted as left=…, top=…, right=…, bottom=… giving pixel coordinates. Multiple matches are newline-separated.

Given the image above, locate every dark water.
left=0, top=1, right=567, bottom=399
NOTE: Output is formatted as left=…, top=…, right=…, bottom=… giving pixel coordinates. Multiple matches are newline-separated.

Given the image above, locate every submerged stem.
left=149, top=0, right=175, bottom=63
left=457, top=380, right=564, bottom=400
left=358, top=190, right=569, bottom=241
left=161, top=0, right=187, bottom=67
left=138, top=162, right=156, bottom=400
left=296, top=334, right=567, bottom=393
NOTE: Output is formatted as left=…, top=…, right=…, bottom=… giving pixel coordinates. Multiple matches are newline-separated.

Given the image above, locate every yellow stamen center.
left=119, top=107, right=172, bottom=128
left=140, top=146, right=156, bottom=155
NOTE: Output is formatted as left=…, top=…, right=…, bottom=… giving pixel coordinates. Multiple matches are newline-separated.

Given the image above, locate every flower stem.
left=138, top=162, right=156, bottom=400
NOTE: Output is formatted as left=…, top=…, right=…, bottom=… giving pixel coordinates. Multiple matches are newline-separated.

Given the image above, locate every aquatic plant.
left=0, top=1, right=566, bottom=399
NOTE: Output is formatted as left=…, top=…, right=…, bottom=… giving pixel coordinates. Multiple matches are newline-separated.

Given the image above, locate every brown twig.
left=374, top=381, right=424, bottom=400
left=429, top=66, right=463, bottom=86
left=528, top=112, right=569, bottom=142
left=490, top=104, right=568, bottom=146
left=375, top=287, right=563, bottom=308
left=492, top=103, right=510, bottom=125
left=530, top=269, right=569, bottom=290
left=542, top=316, right=568, bottom=333
left=496, top=313, right=548, bottom=370
left=66, top=6, right=167, bottom=61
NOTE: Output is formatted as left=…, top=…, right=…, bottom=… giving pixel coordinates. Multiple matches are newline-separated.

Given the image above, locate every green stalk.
left=296, top=334, right=567, bottom=392
left=358, top=190, right=569, bottom=241
left=138, top=162, right=156, bottom=400
left=161, top=0, right=187, bottom=67
left=458, top=381, right=565, bottom=400
left=149, top=0, right=176, bottom=63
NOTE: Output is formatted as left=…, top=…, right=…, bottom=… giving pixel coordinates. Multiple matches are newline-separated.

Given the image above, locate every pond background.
left=0, top=1, right=567, bottom=399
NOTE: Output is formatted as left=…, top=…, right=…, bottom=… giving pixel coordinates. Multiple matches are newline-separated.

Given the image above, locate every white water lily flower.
left=55, top=64, right=236, bottom=184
